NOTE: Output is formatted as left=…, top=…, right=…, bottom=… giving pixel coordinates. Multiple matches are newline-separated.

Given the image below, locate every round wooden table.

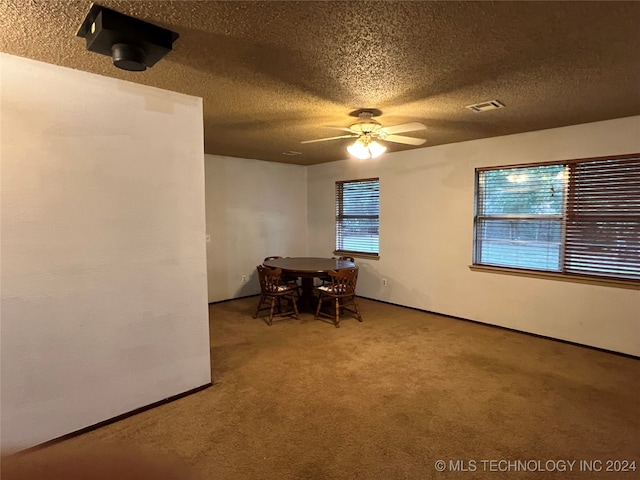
left=263, top=257, right=356, bottom=311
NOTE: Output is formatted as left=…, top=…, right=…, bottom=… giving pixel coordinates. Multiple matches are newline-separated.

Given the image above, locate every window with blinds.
left=335, top=178, right=379, bottom=255
left=474, top=154, right=640, bottom=282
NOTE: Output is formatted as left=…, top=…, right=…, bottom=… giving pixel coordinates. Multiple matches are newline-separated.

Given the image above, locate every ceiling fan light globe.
left=368, top=141, right=386, bottom=158
left=347, top=140, right=371, bottom=160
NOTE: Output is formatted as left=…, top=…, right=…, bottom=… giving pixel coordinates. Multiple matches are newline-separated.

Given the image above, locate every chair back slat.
left=257, top=265, right=283, bottom=292
left=326, top=267, right=358, bottom=295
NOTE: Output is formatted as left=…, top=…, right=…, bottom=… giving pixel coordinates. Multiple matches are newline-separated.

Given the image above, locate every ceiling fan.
left=301, top=110, right=426, bottom=159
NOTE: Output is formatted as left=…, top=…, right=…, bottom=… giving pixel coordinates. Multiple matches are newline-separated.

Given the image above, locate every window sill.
left=469, top=264, right=640, bottom=290
left=334, top=251, right=380, bottom=260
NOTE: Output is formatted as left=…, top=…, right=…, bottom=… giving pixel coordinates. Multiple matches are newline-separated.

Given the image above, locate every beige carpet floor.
left=4, top=296, right=639, bottom=480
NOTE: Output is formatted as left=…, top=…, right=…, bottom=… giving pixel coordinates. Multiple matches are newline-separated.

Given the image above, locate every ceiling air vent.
left=465, top=100, right=505, bottom=113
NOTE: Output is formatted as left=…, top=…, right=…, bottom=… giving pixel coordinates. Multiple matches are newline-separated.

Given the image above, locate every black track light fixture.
left=77, top=3, right=179, bottom=72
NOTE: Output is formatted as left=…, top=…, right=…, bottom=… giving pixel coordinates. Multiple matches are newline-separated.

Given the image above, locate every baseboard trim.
left=359, top=296, right=639, bottom=360
left=16, top=382, right=213, bottom=454
left=208, top=294, right=259, bottom=305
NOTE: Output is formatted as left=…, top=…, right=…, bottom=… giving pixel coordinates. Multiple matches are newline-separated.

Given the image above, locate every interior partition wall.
left=1, top=54, right=211, bottom=451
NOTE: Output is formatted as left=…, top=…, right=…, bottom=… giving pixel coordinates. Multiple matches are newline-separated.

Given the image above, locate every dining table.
left=262, top=256, right=356, bottom=312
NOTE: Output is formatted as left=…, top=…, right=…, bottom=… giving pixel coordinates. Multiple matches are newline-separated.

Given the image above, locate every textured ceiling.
left=1, top=1, right=639, bottom=165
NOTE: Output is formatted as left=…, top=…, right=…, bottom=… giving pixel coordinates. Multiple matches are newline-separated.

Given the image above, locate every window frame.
left=334, top=177, right=380, bottom=258
left=472, top=154, right=640, bottom=289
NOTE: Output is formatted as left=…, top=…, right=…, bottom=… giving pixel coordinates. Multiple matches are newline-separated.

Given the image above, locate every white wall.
left=307, top=116, right=640, bottom=356
left=204, top=155, right=307, bottom=302
left=0, top=54, right=211, bottom=451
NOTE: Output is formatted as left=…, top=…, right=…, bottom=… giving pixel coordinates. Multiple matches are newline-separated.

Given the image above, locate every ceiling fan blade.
left=300, top=134, right=358, bottom=144
left=384, top=134, right=427, bottom=146
left=382, top=122, right=426, bottom=134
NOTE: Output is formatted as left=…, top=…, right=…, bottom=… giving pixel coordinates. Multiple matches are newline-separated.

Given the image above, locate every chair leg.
left=314, top=293, right=323, bottom=320
left=291, top=293, right=299, bottom=319
left=253, top=294, right=266, bottom=318
left=268, top=297, right=277, bottom=326
left=334, top=298, right=340, bottom=328
left=352, top=296, right=363, bottom=322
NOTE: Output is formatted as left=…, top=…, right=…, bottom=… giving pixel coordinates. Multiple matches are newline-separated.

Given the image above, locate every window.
left=335, top=178, right=379, bottom=256
left=474, top=154, right=640, bottom=283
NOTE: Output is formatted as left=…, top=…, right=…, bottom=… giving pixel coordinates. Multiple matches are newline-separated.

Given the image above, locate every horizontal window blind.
left=336, top=178, right=379, bottom=255
left=565, top=157, right=640, bottom=280
left=474, top=154, right=640, bottom=282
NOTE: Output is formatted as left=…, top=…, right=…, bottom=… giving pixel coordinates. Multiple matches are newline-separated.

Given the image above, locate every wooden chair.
left=315, top=267, right=362, bottom=328
left=263, top=256, right=300, bottom=293
left=320, top=256, right=355, bottom=285
left=254, top=265, right=299, bottom=326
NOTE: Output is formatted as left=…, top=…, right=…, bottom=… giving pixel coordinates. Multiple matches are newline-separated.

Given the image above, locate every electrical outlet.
left=382, top=278, right=388, bottom=287
left=241, top=275, right=247, bottom=283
